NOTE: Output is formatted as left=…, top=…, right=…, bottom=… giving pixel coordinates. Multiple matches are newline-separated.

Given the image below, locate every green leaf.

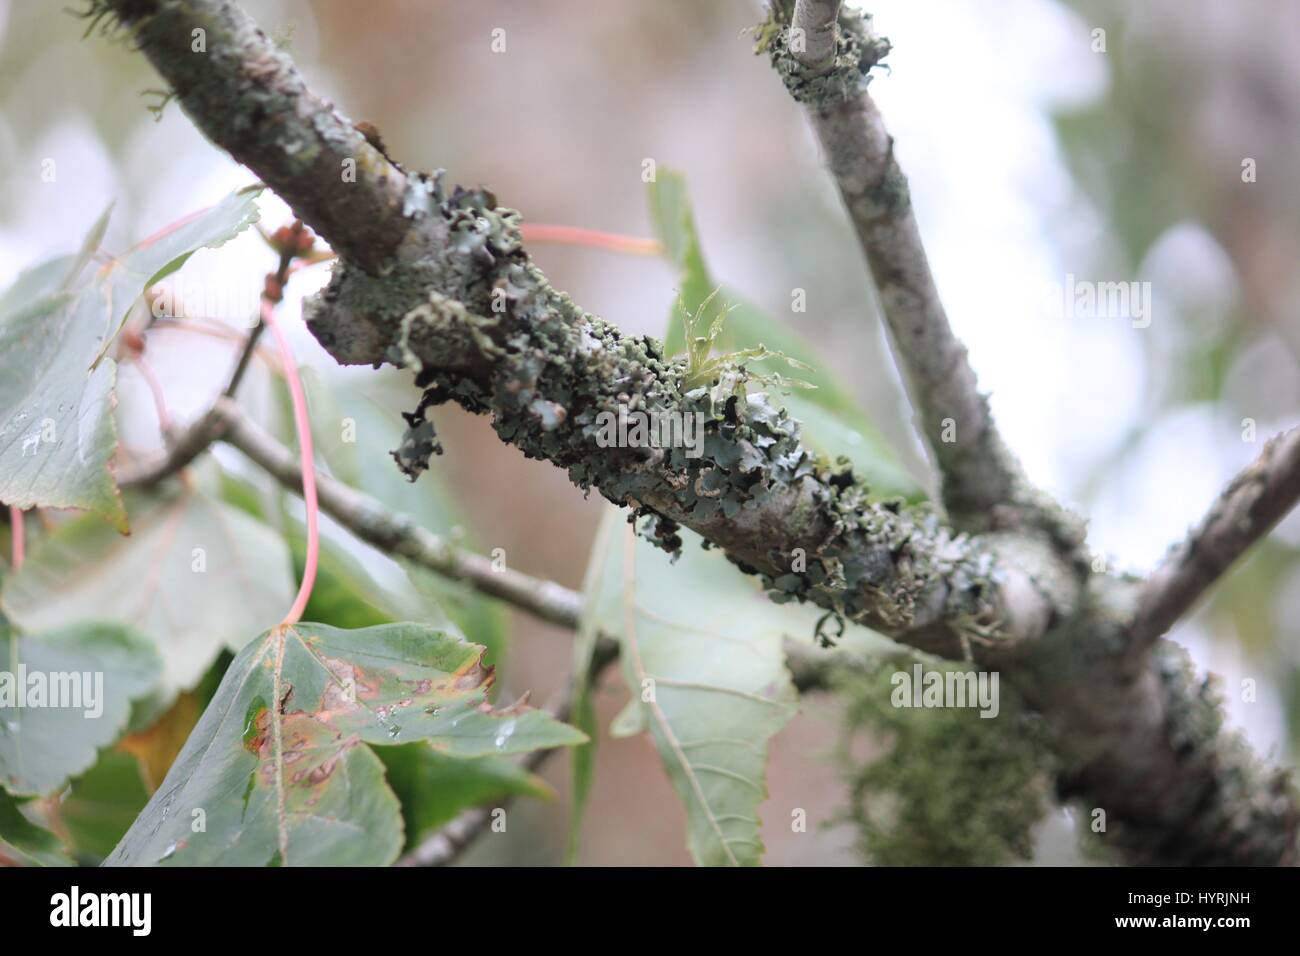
left=106, top=622, right=585, bottom=866
left=377, top=743, right=552, bottom=849
left=92, top=186, right=264, bottom=365
left=0, top=189, right=261, bottom=528
left=646, top=170, right=921, bottom=501
left=1, top=485, right=295, bottom=699
left=0, top=788, right=71, bottom=866
left=582, top=514, right=799, bottom=867
left=0, top=620, right=161, bottom=795
left=59, top=750, right=151, bottom=862
left=0, top=252, right=124, bottom=528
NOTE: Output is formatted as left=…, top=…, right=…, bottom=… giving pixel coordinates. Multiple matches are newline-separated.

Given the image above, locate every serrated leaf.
left=1, top=485, right=295, bottom=700
left=0, top=189, right=261, bottom=528
left=0, top=619, right=161, bottom=796
left=106, top=622, right=585, bottom=866
left=646, top=170, right=922, bottom=501
left=377, top=743, right=552, bottom=850
left=583, top=516, right=799, bottom=867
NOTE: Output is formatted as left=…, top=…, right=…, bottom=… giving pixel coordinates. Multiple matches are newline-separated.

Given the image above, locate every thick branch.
left=111, top=0, right=409, bottom=273
left=1131, top=427, right=1300, bottom=647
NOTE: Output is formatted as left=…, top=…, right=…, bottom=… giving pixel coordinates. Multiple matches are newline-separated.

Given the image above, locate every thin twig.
left=116, top=405, right=230, bottom=488
left=224, top=244, right=293, bottom=399
left=222, top=321, right=267, bottom=399
left=210, top=399, right=586, bottom=629
left=791, top=0, right=843, bottom=72
left=1131, top=427, right=1300, bottom=647
left=775, top=1, right=1041, bottom=534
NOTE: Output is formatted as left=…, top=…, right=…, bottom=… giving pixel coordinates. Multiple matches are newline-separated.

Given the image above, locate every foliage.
left=0, top=189, right=261, bottom=529
left=576, top=513, right=799, bottom=866
left=107, top=622, right=583, bottom=866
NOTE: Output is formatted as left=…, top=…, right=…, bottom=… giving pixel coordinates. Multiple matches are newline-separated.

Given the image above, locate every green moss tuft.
left=836, top=656, right=1052, bottom=865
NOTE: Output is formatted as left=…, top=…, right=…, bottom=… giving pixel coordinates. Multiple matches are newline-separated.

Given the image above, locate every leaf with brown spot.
left=106, top=622, right=585, bottom=866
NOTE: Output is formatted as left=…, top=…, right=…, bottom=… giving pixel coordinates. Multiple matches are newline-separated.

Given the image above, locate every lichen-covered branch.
left=1130, top=427, right=1300, bottom=647
left=761, top=2, right=1064, bottom=540
left=104, top=0, right=1052, bottom=660
left=98, top=0, right=1300, bottom=865
left=102, top=0, right=409, bottom=274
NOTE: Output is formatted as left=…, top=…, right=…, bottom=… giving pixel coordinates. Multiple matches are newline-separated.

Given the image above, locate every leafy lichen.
left=305, top=169, right=1006, bottom=643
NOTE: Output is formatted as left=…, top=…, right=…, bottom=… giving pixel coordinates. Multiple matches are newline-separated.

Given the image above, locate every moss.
left=836, top=656, right=1052, bottom=865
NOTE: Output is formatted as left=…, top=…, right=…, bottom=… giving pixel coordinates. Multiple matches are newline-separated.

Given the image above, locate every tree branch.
left=107, top=0, right=408, bottom=274
left=116, top=404, right=229, bottom=487
left=99, top=0, right=1300, bottom=865
left=1130, top=427, right=1300, bottom=647
left=792, top=0, right=843, bottom=73
left=102, top=0, right=1058, bottom=662
left=207, top=398, right=586, bottom=630
left=764, top=2, right=1063, bottom=539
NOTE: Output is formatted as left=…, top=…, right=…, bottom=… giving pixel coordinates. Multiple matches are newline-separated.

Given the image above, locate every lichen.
left=756, top=2, right=892, bottom=109
left=304, top=168, right=1007, bottom=642
left=1087, top=641, right=1298, bottom=865
left=835, top=655, right=1053, bottom=865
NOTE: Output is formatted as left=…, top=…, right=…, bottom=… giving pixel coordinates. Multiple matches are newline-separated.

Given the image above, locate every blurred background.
left=2, top=0, right=1298, bottom=864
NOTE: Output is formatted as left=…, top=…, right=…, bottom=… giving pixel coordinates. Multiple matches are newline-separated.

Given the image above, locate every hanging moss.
left=835, top=656, right=1053, bottom=865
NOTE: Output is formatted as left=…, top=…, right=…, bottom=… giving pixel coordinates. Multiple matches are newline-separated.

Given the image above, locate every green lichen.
left=835, top=656, right=1052, bottom=865
left=757, top=2, right=892, bottom=108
